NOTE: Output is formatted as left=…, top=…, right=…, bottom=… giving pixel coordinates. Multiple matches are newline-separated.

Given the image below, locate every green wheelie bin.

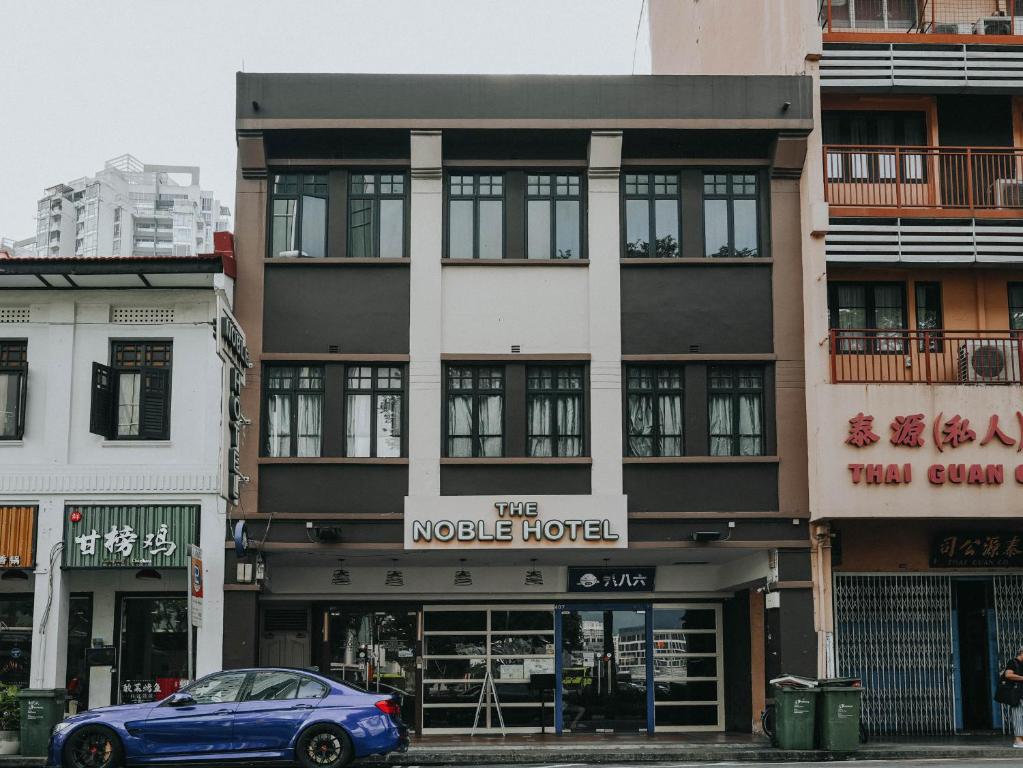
left=817, top=678, right=863, bottom=751
left=17, top=689, right=66, bottom=757
left=772, top=686, right=819, bottom=750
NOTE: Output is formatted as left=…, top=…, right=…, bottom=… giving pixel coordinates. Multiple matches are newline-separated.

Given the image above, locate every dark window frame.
left=262, top=364, right=325, bottom=458
left=703, top=171, right=762, bottom=258
left=102, top=339, right=173, bottom=441
left=525, top=172, right=584, bottom=260
left=0, top=340, right=27, bottom=441
left=914, top=281, right=944, bottom=352
left=341, top=364, right=407, bottom=458
left=526, top=365, right=586, bottom=458
left=444, top=173, right=505, bottom=260
left=622, top=172, right=683, bottom=259
left=623, top=364, right=684, bottom=457
left=443, top=365, right=506, bottom=458
left=268, top=173, right=329, bottom=259
left=1009, top=283, right=1023, bottom=332
left=707, top=366, right=765, bottom=457
left=828, top=280, right=908, bottom=354
left=347, top=171, right=407, bottom=258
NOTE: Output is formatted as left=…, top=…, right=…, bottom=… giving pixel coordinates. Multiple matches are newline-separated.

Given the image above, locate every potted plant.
left=0, top=684, right=20, bottom=755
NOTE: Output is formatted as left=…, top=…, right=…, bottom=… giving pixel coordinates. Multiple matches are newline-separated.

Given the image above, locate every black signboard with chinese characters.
left=930, top=532, right=1023, bottom=568
left=567, top=566, right=656, bottom=593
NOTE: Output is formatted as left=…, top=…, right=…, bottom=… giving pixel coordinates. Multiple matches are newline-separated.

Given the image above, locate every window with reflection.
left=624, top=173, right=681, bottom=258
left=828, top=281, right=907, bottom=354
left=914, top=282, right=943, bottom=353
left=0, top=341, right=27, bottom=440
left=448, top=174, right=504, bottom=259
left=703, top=173, right=760, bottom=258
left=526, top=174, right=582, bottom=259
left=349, top=173, right=406, bottom=258
left=625, top=365, right=683, bottom=457
left=708, top=366, right=764, bottom=457
left=264, top=365, right=324, bottom=457
left=1010, top=283, right=1023, bottom=332
left=446, top=366, right=504, bottom=457
left=270, top=174, right=328, bottom=258
left=344, top=365, right=403, bottom=457
left=527, top=366, right=584, bottom=457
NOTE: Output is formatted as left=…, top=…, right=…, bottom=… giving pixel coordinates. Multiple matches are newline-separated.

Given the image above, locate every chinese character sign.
left=931, top=532, right=1023, bottom=568
left=567, top=566, right=657, bottom=593
left=63, top=506, right=197, bottom=568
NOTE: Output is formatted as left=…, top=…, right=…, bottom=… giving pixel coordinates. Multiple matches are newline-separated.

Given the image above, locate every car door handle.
left=215, top=709, right=233, bottom=715
left=291, top=704, right=314, bottom=710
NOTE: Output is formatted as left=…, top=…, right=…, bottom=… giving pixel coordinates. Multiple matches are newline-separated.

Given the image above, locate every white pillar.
left=196, top=496, right=225, bottom=676
left=587, top=131, right=625, bottom=496
left=408, top=130, right=444, bottom=498
left=29, top=498, right=69, bottom=691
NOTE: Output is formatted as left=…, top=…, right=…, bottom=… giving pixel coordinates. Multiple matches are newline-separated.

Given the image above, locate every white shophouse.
left=0, top=235, right=246, bottom=714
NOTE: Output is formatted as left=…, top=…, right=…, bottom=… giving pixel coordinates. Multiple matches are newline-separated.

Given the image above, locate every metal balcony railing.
left=823, top=145, right=1023, bottom=212
left=820, top=0, right=1023, bottom=36
left=829, top=329, right=1023, bottom=383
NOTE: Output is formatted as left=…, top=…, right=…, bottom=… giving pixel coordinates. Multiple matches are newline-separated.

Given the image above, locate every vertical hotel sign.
left=0, top=507, right=36, bottom=569
left=217, top=298, right=251, bottom=506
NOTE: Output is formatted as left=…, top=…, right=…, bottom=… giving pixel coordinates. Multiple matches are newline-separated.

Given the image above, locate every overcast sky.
left=0, top=0, right=647, bottom=240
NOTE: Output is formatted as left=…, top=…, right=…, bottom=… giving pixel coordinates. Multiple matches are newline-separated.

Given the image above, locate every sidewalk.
left=5, top=734, right=1023, bottom=766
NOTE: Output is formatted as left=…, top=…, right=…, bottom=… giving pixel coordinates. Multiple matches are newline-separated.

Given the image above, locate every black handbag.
left=995, top=671, right=1022, bottom=707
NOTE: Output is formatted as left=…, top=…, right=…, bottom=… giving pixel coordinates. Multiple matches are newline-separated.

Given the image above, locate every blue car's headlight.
left=52, top=720, right=73, bottom=736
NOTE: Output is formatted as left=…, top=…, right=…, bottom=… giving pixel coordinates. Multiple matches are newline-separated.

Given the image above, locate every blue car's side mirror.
left=165, top=692, right=197, bottom=707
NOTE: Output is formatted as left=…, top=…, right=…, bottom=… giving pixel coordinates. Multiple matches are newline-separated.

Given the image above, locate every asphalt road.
left=409, top=761, right=1023, bottom=768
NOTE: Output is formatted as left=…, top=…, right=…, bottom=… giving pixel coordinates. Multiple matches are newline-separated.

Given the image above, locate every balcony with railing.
left=821, top=0, right=1023, bottom=37
left=829, top=328, right=1023, bottom=383
left=824, top=145, right=1023, bottom=215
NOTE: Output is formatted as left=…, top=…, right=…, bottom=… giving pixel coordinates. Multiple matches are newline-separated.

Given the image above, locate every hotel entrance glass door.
left=557, top=607, right=652, bottom=733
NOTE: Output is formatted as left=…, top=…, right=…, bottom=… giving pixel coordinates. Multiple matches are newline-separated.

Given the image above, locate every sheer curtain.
left=117, top=372, right=141, bottom=437
left=447, top=395, right=472, bottom=457
left=658, top=393, right=682, bottom=456
left=528, top=397, right=553, bottom=457
left=296, top=394, right=322, bottom=457
left=558, top=396, right=582, bottom=457
left=345, top=394, right=372, bottom=456
left=738, top=394, right=763, bottom=456
left=627, top=393, right=654, bottom=457
left=709, top=395, right=733, bottom=456
left=265, top=394, right=291, bottom=457
left=477, top=394, right=503, bottom=457
left=0, top=373, right=16, bottom=438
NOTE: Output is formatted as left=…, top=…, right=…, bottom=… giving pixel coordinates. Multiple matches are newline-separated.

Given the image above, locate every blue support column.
left=645, top=604, right=655, bottom=735
left=555, top=606, right=564, bottom=735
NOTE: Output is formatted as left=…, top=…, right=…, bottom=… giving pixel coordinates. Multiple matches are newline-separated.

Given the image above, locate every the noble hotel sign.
left=404, top=495, right=628, bottom=550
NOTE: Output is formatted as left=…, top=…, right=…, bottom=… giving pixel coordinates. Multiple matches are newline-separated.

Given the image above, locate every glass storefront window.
left=0, top=594, right=32, bottom=687
left=651, top=606, right=723, bottom=731
left=117, top=596, right=188, bottom=703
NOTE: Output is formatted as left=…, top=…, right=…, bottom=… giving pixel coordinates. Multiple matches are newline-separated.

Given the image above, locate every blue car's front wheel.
left=62, top=726, right=122, bottom=768
left=295, top=724, right=353, bottom=768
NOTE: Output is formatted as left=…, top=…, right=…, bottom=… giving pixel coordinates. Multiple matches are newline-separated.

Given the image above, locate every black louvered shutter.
left=139, top=367, right=171, bottom=440
left=14, top=366, right=27, bottom=439
left=89, top=362, right=115, bottom=438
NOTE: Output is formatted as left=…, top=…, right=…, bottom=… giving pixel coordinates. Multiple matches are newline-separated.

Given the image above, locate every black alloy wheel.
left=63, top=726, right=122, bottom=768
left=296, top=724, right=353, bottom=768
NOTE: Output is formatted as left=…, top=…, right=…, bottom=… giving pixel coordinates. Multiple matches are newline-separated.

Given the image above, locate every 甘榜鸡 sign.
left=63, top=505, right=198, bottom=568
left=404, top=495, right=628, bottom=550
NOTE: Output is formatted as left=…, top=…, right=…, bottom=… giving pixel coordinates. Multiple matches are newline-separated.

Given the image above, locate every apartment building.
left=0, top=236, right=246, bottom=724
left=33, top=154, right=231, bottom=259
left=226, top=71, right=815, bottom=736
left=806, top=0, right=1023, bottom=737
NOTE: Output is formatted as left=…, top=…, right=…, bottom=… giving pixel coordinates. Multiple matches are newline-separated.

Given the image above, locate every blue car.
left=49, top=668, right=408, bottom=768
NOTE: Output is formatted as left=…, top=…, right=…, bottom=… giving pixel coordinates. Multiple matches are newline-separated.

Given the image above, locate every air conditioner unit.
left=958, top=340, right=1021, bottom=383
left=976, top=16, right=1014, bottom=35
left=992, top=178, right=1023, bottom=207
left=935, top=22, right=973, bottom=34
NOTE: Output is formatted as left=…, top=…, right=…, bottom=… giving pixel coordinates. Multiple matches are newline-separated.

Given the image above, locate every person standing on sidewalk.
left=1003, top=647, right=1023, bottom=748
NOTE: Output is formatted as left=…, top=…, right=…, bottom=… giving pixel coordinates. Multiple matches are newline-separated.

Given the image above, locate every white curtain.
left=296, top=394, right=322, bottom=457
left=117, top=372, right=141, bottom=437
left=658, top=393, right=682, bottom=456
left=265, top=394, right=291, bottom=457
left=346, top=394, right=372, bottom=457
left=376, top=393, right=402, bottom=458
left=557, top=395, right=582, bottom=457
left=478, top=394, right=503, bottom=456
left=627, top=394, right=654, bottom=457
left=0, top=373, right=16, bottom=438
left=528, top=397, right=553, bottom=457
left=709, top=394, right=733, bottom=456
left=738, top=394, right=763, bottom=456
left=447, top=395, right=472, bottom=457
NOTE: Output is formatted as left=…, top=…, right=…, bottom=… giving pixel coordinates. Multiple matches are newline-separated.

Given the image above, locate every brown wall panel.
left=259, top=464, right=409, bottom=514
left=624, top=463, right=778, bottom=512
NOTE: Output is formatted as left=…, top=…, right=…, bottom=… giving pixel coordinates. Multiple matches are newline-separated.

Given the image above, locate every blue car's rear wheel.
left=62, top=726, right=122, bottom=768
left=296, top=724, right=353, bottom=768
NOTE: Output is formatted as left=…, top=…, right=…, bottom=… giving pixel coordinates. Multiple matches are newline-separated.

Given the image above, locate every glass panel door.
left=326, top=608, right=419, bottom=730
left=117, top=596, right=188, bottom=703
left=559, top=608, right=649, bottom=733
left=652, top=605, right=724, bottom=731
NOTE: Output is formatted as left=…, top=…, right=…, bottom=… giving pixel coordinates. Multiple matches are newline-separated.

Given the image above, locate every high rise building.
left=32, top=154, right=230, bottom=258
